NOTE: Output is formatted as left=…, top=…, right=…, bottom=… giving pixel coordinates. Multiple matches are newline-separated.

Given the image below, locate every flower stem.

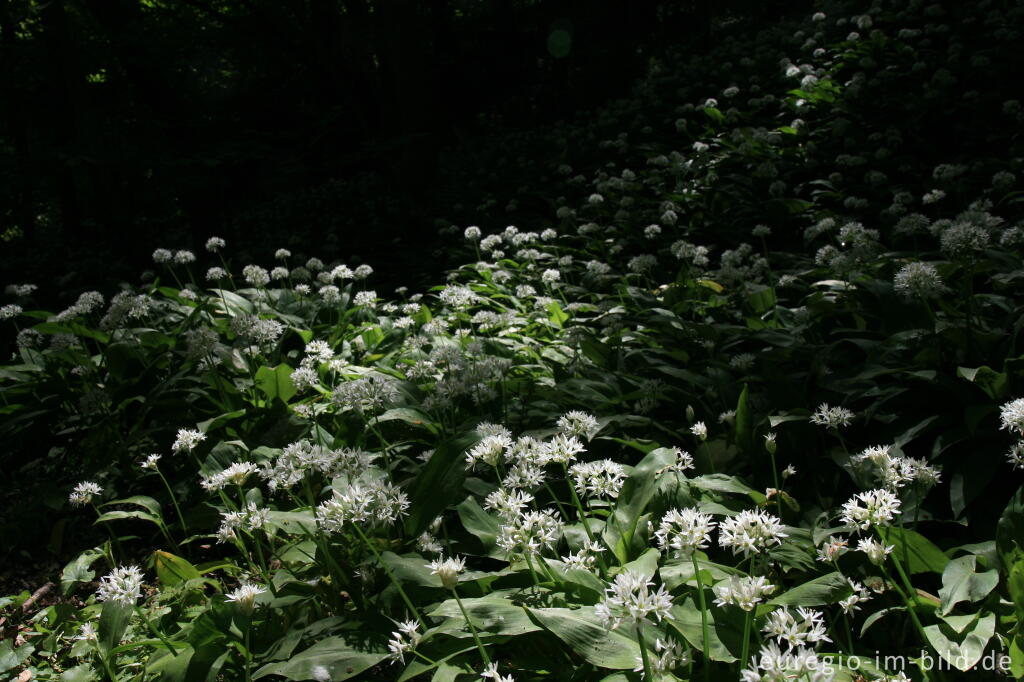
left=453, top=588, right=491, bottom=665
left=691, top=553, right=712, bottom=682
left=352, top=524, right=427, bottom=629
left=739, top=608, right=753, bottom=670
left=636, top=622, right=654, bottom=681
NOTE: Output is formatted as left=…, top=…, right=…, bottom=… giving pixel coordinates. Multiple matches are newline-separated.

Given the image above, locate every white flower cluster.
left=594, top=570, right=673, bottom=629
left=718, top=509, right=787, bottom=557
left=740, top=642, right=833, bottom=682
left=712, top=575, right=776, bottom=611
left=632, top=638, right=690, bottom=675
left=655, top=508, right=716, bottom=558
left=97, top=566, right=145, bottom=606
left=809, top=404, right=855, bottom=429
left=496, top=509, right=563, bottom=558
left=217, top=502, right=271, bottom=543
left=839, top=488, right=901, bottom=530
left=556, top=410, right=599, bottom=439
left=200, top=462, right=259, bottom=491
left=762, top=607, right=831, bottom=650
left=331, top=374, right=400, bottom=414
left=69, top=481, right=103, bottom=507
left=568, top=459, right=626, bottom=499
left=261, top=440, right=377, bottom=492
left=427, top=555, right=465, bottom=589
left=225, top=582, right=265, bottom=611
left=851, top=445, right=941, bottom=489
left=387, top=620, right=422, bottom=663
left=315, top=475, right=409, bottom=532
left=172, top=428, right=206, bottom=454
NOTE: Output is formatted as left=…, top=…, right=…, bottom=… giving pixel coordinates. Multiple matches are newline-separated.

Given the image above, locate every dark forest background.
left=0, top=0, right=806, bottom=300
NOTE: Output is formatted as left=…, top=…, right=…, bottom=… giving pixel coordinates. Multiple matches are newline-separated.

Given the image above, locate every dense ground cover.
left=2, top=1, right=1024, bottom=680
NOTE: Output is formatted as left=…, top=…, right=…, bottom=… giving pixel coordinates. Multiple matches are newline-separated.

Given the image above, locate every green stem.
left=453, top=589, right=491, bottom=665
left=739, top=608, right=753, bottom=670
left=636, top=622, right=654, bottom=682
left=352, top=524, right=427, bottom=629
left=691, top=553, right=712, bottom=682
left=243, top=623, right=253, bottom=682
left=99, top=649, right=119, bottom=682
left=134, top=605, right=176, bottom=653
left=157, top=468, right=189, bottom=538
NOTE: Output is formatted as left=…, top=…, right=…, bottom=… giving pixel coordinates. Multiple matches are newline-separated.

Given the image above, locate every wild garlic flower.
left=205, top=236, right=225, bottom=252
left=496, top=509, right=563, bottom=558
left=569, top=460, right=626, bottom=499
left=428, top=555, right=466, bottom=590
left=839, top=579, right=872, bottom=614
left=655, top=508, right=716, bottom=558
left=387, top=620, right=422, bottom=663
left=853, top=446, right=941, bottom=489
left=217, top=502, right=271, bottom=543
left=810, top=403, right=855, bottom=429
left=174, top=250, right=195, bottom=264
left=331, top=374, right=399, bottom=415
left=75, top=623, right=98, bottom=642
left=633, top=638, right=691, bottom=674
left=816, top=536, right=849, bottom=563
left=69, top=481, right=103, bottom=507
left=466, top=434, right=512, bottom=469
left=595, top=570, right=674, bottom=629
left=1000, top=398, right=1024, bottom=435
left=658, top=447, right=695, bottom=476
left=840, top=489, right=901, bottom=530
left=260, top=441, right=377, bottom=492
left=315, top=477, right=409, bottom=532
left=1008, top=441, right=1024, bottom=470
left=153, top=248, right=173, bottom=264
left=857, top=538, right=893, bottom=565
left=201, top=462, right=259, bottom=491
left=541, top=268, right=561, bottom=284
left=541, top=434, right=585, bottom=465
left=762, top=607, right=831, bottom=650
left=740, top=642, right=829, bottom=682
left=712, top=575, right=776, bottom=611
left=480, top=662, right=516, bottom=682
left=690, top=422, right=708, bottom=440
left=353, top=290, right=377, bottom=307
left=417, top=532, right=443, bottom=554
left=484, top=488, right=534, bottom=520
left=718, top=509, right=787, bottom=556
left=556, top=411, right=599, bottom=439
left=97, top=566, right=145, bottom=606
left=242, top=265, right=270, bottom=288
left=0, top=304, right=22, bottom=320
left=140, top=453, right=162, bottom=470
left=893, top=262, right=946, bottom=299
left=172, top=428, right=206, bottom=454
left=225, top=582, right=265, bottom=611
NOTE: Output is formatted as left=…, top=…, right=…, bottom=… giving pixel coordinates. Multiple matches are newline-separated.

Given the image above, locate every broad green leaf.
left=614, top=547, right=661, bottom=582
left=547, top=301, right=569, bottom=328
left=956, top=365, right=1007, bottom=400
left=734, top=383, right=754, bottom=454
left=94, top=510, right=162, bottom=526
left=61, top=548, right=105, bottom=596
left=878, top=527, right=948, bottom=574
left=404, top=432, right=480, bottom=537
left=98, top=600, right=133, bottom=656
left=923, top=611, right=996, bottom=672
left=939, top=556, right=999, bottom=615
left=768, top=572, right=852, bottom=607
left=254, top=636, right=387, bottom=681
left=456, top=497, right=501, bottom=554
left=603, top=447, right=676, bottom=563
left=428, top=595, right=538, bottom=636
left=154, top=550, right=202, bottom=587
left=256, top=364, right=297, bottom=403
left=667, top=599, right=738, bottom=662
left=527, top=606, right=641, bottom=669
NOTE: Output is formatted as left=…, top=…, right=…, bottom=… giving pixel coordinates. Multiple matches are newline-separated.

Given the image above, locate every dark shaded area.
left=0, top=0, right=804, bottom=300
